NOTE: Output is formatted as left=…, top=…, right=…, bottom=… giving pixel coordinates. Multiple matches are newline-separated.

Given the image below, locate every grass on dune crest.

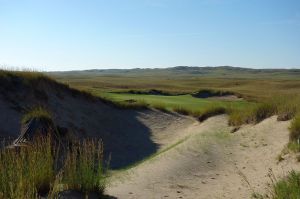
left=0, top=69, right=52, bottom=84
left=229, top=94, right=300, bottom=126
left=0, top=136, right=106, bottom=199
left=22, top=106, right=53, bottom=124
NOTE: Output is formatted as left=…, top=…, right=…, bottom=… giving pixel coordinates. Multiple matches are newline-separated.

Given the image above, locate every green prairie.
left=100, top=92, right=254, bottom=113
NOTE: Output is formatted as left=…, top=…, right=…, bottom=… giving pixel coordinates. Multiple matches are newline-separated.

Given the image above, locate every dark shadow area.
left=102, top=194, right=118, bottom=199
left=192, top=89, right=240, bottom=98
left=56, top=190, right=118, bottom=199
left=97, top=109, right=159, bottom=169
left=112, top=89, right=186, bottom=96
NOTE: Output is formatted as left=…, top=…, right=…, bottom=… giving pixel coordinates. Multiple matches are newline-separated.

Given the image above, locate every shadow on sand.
left=101, top=109, right=159, bottom=169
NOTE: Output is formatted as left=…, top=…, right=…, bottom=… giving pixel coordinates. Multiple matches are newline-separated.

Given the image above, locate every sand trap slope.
left=107, top=116, right=300, bottom=199
left=0, top=84, right=195, bottom=169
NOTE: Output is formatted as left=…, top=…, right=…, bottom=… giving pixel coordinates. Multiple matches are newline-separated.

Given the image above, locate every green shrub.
left=271, top=170, right=300, bottom=199
left=289, top=113, right=300, bottom=141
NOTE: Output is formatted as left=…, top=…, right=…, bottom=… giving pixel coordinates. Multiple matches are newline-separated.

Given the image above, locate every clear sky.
left=1, top=0, right=300, bottom=71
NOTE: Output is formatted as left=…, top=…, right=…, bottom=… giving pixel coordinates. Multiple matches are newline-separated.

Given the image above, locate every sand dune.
left=107, top=115, right=300, bottom=199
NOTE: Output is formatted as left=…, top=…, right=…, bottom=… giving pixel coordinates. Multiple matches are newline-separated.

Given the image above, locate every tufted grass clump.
left=58, top=139, right=105, bottom=194
left=21, top=106, right=53, bottom=124
left=0, top=136, right=55, bottom=199
left=271, top=170, right=300, bottom=199
left=0, top=136, right=106, bottom=199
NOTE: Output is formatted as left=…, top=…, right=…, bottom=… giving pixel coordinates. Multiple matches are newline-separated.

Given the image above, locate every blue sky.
left=0, top=0, right=300, bottom=71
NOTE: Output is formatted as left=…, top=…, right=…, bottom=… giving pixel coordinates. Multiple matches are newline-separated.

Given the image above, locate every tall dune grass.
left=0, top=136, right=106, bottom=199
left=289, top=113, right=300, bottom=142
left=0, top=136, right=55, bottom=199
left=58, top=139, right=105, bottom=194
left=228, top=95, right=300, bottom=126
left=270, top=170, right=300, bottom=199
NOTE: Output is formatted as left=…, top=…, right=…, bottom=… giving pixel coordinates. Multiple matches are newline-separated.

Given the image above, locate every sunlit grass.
left=271, top=170, right=300, bottom=199
left=0, top=136, right=106, bottom=199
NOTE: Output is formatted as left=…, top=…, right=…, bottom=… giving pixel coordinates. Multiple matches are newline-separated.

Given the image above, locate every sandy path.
left=106, top=115, right=300, bottom=199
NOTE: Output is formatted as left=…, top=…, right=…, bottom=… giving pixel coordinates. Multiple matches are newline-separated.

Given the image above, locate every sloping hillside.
left=107, top=115, right=299, bottom=199
left=0, top=71, right=194, bottom=169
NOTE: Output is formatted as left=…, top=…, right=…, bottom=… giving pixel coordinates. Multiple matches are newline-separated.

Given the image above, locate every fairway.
left=100, top=92, right=255, bottom=113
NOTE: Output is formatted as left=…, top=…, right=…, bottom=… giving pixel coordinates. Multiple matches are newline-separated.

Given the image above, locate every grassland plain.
left=51, top=67, right=300, bottom=127
left=50, top=66, right=300, bottom=101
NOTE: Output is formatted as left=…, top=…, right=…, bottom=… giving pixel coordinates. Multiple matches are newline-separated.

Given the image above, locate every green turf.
left=99, top=92, right=255, bottom=113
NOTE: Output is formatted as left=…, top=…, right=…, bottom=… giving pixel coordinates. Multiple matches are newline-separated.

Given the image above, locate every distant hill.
left=49, top=66, right=300, bottom=79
